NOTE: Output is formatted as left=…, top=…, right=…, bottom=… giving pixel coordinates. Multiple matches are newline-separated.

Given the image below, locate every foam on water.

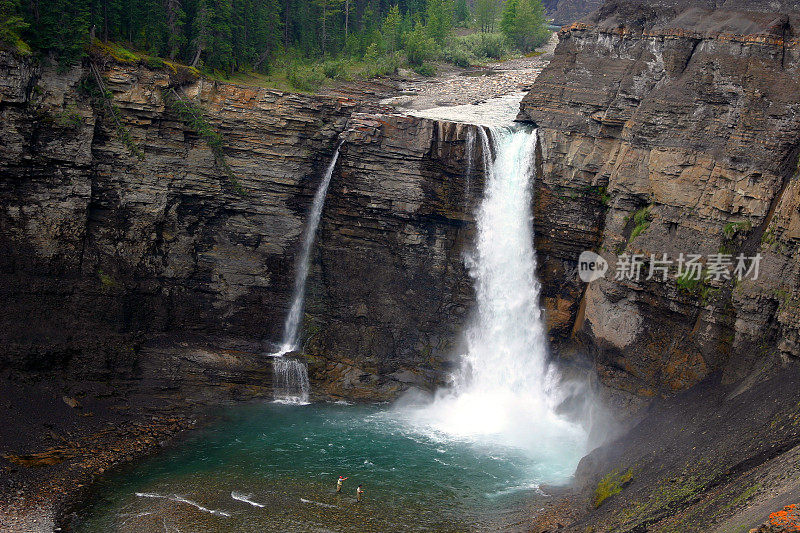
left=231, top=491, right=265, bottom=508
left=134, top=492, right=231, bottom=517
left=300, top=498, right=337, bottom=508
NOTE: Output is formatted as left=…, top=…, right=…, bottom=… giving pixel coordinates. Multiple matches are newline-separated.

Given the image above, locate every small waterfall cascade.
left=411, top=125, right=586, bottom=468
left=272, top=357, right=312, bottom=404
left=271, top=140, right=343, bottom=404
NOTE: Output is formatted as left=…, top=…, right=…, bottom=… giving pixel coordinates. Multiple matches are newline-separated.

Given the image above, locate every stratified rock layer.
left=519, top=0, right=800, bottom=395
left=0, top=53, right=483, bottom=396
left=310, top=114, right=485, bottom=395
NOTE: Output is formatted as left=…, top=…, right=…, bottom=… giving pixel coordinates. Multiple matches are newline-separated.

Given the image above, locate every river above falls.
left=74, top=402, right=585, bottom=532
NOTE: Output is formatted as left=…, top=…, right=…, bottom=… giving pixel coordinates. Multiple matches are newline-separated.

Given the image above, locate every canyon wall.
left=0, top=52, right=483, bottom=397
left=307, top=114, right=484, bottom=397
left=520, top=0, right=800, bottom=396
left=543, top=0, right=603, bottom=26
left=7, top=0, right=800, bottom=403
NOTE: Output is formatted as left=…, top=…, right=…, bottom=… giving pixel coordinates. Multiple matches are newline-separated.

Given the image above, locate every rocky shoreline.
left=0, top=375, right=200, bottom=532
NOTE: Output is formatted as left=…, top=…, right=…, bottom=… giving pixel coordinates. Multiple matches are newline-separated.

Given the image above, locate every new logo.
left=578, top=251, right=608, bottom=282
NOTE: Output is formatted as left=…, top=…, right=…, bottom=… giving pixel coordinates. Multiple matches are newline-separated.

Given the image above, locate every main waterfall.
left=408, top=125, right=587, bottom=478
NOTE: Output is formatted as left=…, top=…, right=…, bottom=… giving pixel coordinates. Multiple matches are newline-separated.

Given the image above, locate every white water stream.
left=408, top=126, right=587, bottom=475
left=271, top=141, right=343, bottom=404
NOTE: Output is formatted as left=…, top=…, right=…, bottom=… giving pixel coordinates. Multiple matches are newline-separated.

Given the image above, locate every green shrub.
left=358, top=53, right=399, bottom=78
left=363, top=42, right=381, bottom=61
left=97, top=269, right=117, bottom=290
left=404, top=22, right=435, bottom=66
left=413, top=62, right=436, bottom=77
left=593, top=469, right=633, bottom=508
left=676, top=271, right=701, bottom=294
left=676, top=269, right=718, bottom=304
left=286, top=64, right=326, bottom=92
left=597, top=186, right=611, bottom=206
left=723, top=220, right=752, bottom=239
left=0, top=0, right=30, bottom=57
left=322, top=58, right=349, bottom=80
left=630, top=206, right=651, bottom=241
left=442, top=45, right=472, bottom=68
left=459, top=32, right=509, bottom=60
left=145, top=56, right=166, bottom=70
left=52, top=105, right=83, bottom=129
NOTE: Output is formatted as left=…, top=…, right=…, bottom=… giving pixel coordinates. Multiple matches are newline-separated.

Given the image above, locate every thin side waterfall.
left=271, top=140, right=343, bottom=404
left=410, top=125, right=586, bottom=476
left=463, top=128, right=475, bottom=210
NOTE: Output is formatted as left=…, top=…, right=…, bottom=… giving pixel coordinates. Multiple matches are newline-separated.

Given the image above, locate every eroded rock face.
left=519, top=0, right=800, bottom=395
left=543, top=0, right=603, bottom=26
left=309, top=114, right=486, bottom=394
left=0, top=52, right=484, bottom=398
left=1, top=52, right=353, bottom=374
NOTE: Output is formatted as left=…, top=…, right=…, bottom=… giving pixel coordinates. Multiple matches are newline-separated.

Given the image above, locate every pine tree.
left=189, top=0, right=210, bottom=66
left=474, top=0, right=498, bottom=33
left=164, top=0, right=186, bottom=59
left=501, top=0, right=547, bottom=51
left=424, top=0, right=453, bottom=45
left=0, top=0, right=28, bottom=49
left=135, top=0, right=167, bottom=55
left=454, top=0, right=469, bottom=27
left=207, top=0, right=233, bottom=72
left=314, top=0, right=344, bottom=56
left=380, top=5, right=401, bottom=54
left=27, top=0, right=91, bottom=64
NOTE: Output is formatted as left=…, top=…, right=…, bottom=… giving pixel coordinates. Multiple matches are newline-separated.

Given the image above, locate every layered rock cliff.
left=520, top=0, right=800, bottom=396
left=518, top=3, right=800, bottom=530
left=0, top=52, right=484, bottom=398
left=308, top=114, right=484, bottom=397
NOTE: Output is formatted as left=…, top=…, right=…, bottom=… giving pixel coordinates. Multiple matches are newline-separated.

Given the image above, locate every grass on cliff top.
left=90, top=40, right=200, bottom=80
left=218, top=70, right=295, bottom=92
left=0, top=36, right=31, bottom=57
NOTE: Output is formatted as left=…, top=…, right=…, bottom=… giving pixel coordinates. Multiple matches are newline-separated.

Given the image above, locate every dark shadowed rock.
left=0, top=52, right=486, bottom=400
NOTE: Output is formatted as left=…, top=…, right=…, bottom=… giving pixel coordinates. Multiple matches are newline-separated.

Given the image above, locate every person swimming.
left=336, top=476, right=348, bottom=493
left=356, top=484, right=364, bottom=502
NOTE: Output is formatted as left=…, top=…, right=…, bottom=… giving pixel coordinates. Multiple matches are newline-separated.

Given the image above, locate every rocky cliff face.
left=519, top=0, right=800, bottom=396
left=0, top=52, right=484, bottom=398
left=543, top=0, right=603, bottom=25
left=307, top=114, right=484, bottom=397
